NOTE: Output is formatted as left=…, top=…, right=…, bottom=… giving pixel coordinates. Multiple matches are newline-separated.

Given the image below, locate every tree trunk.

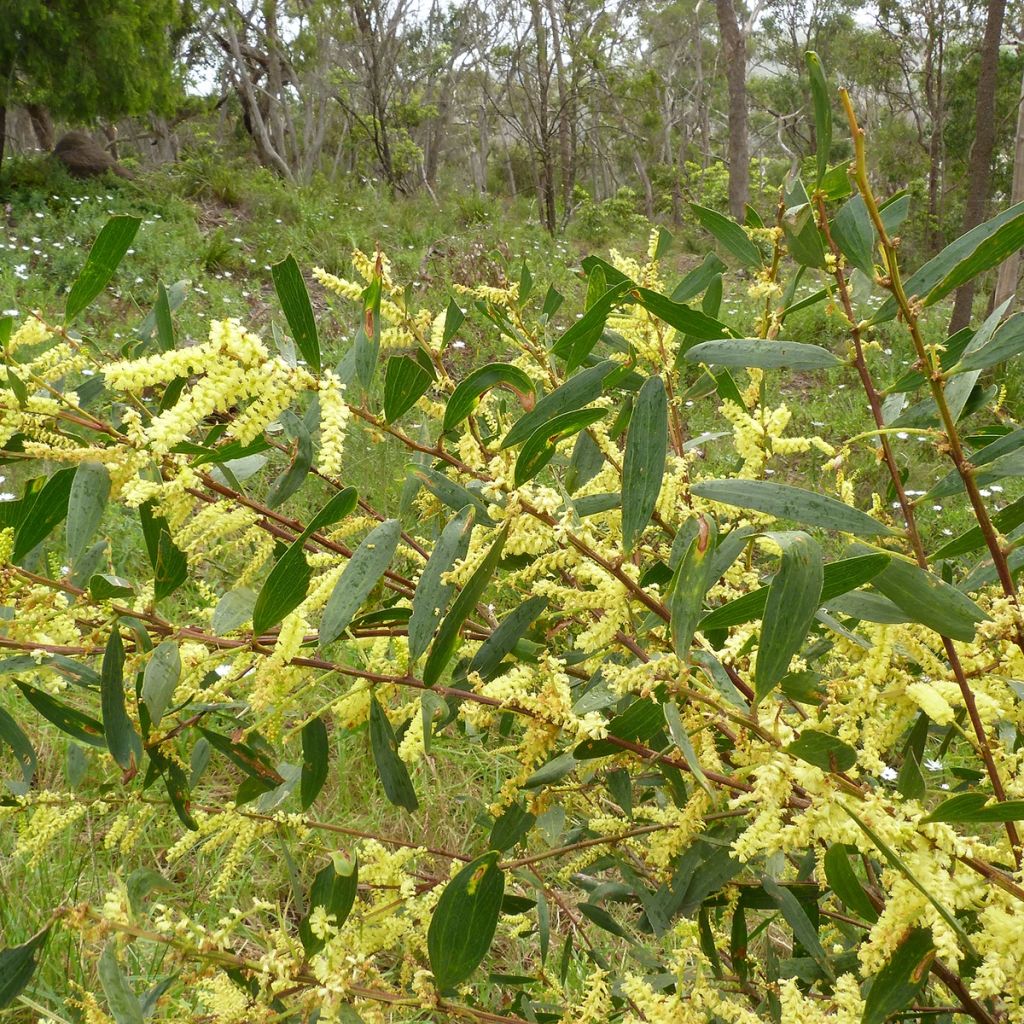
left=102, top=122, right=119, bottom=161
left=476, top=102, right=490, bottom=193
left=716, top=0, right=749, bottom=221
left=424, top=70, right=453, bottom=186
left=26, top=104, right=54, bottom=150
left=544, top=0, right=572, bottom=209
left=529, top=0, right=557, bottom=234
left=221, top=16, right=295, bottom=181
left=948, top=0, right=1007, bottom=332
left=994, top=60, right=1024, bottom=310
left=0, top=105, right=7, bottom=174
left=633, top=153, right=655, bottom=220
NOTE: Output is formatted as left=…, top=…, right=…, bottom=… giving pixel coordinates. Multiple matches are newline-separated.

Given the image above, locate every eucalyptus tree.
left=950, top=0, right=1010, bottom=330
left=715, top=0, right=752, bottom=218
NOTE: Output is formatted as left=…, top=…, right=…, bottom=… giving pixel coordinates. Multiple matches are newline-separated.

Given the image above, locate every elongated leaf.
left=0, top=929, right=49, bottom=1008
left=66, top=461, right=110, bottom=564
left=685, top=338, right=840, bottom=370
left=585, top=261, right=608, bottom=307
left=468, top=596, right=547, bottom=680
left=490, top=802, right=536, bottom=851
left=781, top=286, right=828, bottom=320
left=383, top=350, right=435, bottom=422
left=823, top=844, right=878, bottom=922
left=299, top=854, right=359, bottom=954
left=871, top=202, right=1024, bottom=323
left=17, top=682, right=105, bottom=746
left=763, top=877, right=833, bottom=981
left=700, top=553, right=888, bottom=631
left=756, top=533, right=823, bottom=701
left=428, top=852, right=505, bottom=991
left=300, top=716, right=330, bottom=810
left=783, top=179, right=827, bottom=269
left=501, top=360, right=617, bottom=449
left=522, top=751, right=577, bottom=788
left=786, top=729, right=856, bottom=772
left=423, top=526, right=508, bottom=687
left=444, top=364, right=536, bottom=432
left=252, top=488, right=358, bottom=635
left=550, top=280, right=632, bottom=370
left=880, top=192, right=911, bottom=234
left=862, top=929, right=935, bottom=1024
left=955, top=311, right=1024, bottom=373
left=622, top=376, right=668, bottom=551
left=832, top=195, right=875, bottom=276
left=98, top=943, right=143, bottom=1024
left=806, top=52, right=832, bottom=185
left=153, top=281, right=175, bottom=352
left=898, top=750, right=927, bottom=801
left=12, top=467, right=75, bottom=563
left=319, top=519, right=402, bottom=646
left=409, top=507, right=474, bottom=662
left=579, top=902, right=633, bottom=940
left=932, top=494, right=1024, bottom=559
left=198, top=728, right=284, bottom=786
left=690, top=204, right=762, bottom=267
left=368, top=697, right=418, bottom=811
left=142, top=641, right=180, bottom=725
left=442, top=298, right=465, bottom=346
left=867, top=551, right=987, bottom=642
left=65, top=216, right=141, bottom=323
left=925, top=427, right=1024, bottom=501
left=670, top=516, right=717, bottom=657
left=922, top=792, right=1024, bottom=823
left=138, top=502, right=187, bottom=602
left=514, top=408, right=607, bottom=487
left=410, top=465, right=493, bottom=524
left=575, top=697, right=664, bottom=758
left=101, top=629, right=137, bottom=770
left=670, top=253, right=727, bottom=303
left=0, top=707, right=36, bottom=794
left=212, top=588, right=257, bottom=635
left=630, top=288, right=732, bottom=339
left=354, top=274, right=383, bottom=386
left=252, top=543, right=312, bottom=638
left=826, top=590, right=909, bottom=624
left=266, top=411, right=312, bottom=508
left=135, top=279, right=187, bottom=345
left=272, top=255, right=321, bottom=373
left=691, top=479, right=893, bottom=537
left=542, top=285, right=563, bottom=320
left=566, top=428, right=607, bottom=493
left=663, top=701, right=712, bottom=795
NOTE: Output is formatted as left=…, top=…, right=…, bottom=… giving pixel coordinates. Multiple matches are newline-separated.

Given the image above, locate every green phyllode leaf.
left=428, top=852, right=506, bottom=991
left=622, top=375, right=668, bottom=551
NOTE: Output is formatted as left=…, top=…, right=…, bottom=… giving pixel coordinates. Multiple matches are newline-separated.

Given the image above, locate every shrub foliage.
left=3, top=64, right=1024, bottom=1024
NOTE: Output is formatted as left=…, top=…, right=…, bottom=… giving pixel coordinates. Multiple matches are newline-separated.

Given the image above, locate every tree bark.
left=994, top=59, right=1024, bottom=310
left=26, top=104, right=54, bottom=151
left=716, top=0, right=749, bottom=221
left=0, top=105, right=7, bottom=174
left=544, top=0, right=573, bottom=209
left=219, top=14, right=295, bottom=181
left=530, top=0, right=557, bottom=234
left=948, top=0, right=1007, bottom=332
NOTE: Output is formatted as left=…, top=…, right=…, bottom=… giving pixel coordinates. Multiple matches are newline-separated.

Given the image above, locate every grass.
left=1, top=149, right=1022, bottom=1016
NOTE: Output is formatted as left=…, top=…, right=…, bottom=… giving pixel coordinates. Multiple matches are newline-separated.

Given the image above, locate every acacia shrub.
left=2, top=61, right=1024, bottom=1024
